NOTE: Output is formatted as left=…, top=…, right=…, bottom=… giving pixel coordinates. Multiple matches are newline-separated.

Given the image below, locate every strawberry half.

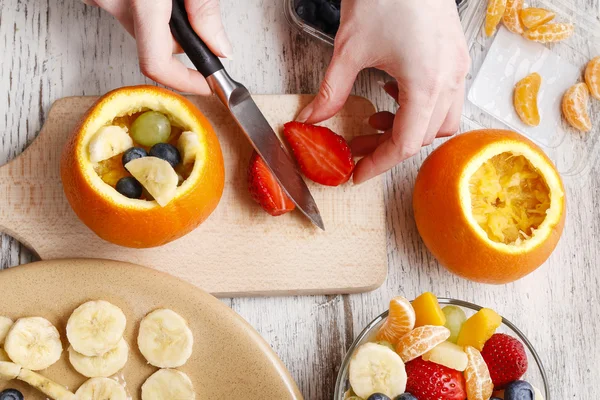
left=283, top=121, right=354, bottom=186
left=247, top=151, right=295, bottom=216
left=481, top=333, right=528, bottom=390
left=405, top=357, right=467, bottom=400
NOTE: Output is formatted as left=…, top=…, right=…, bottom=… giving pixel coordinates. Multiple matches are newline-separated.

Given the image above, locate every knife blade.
left=169, top=0, right=324, bottom=230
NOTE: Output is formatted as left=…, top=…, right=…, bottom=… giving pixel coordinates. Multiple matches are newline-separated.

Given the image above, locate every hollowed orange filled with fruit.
left=413, top=130, right=565, bottom=284
left=61, top=86, right=225, bottom=248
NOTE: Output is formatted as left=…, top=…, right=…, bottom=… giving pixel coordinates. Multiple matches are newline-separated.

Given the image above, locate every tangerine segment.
left=562, top=83, right=592, bottom=132
left=485, top=0, right=508, bottom=36
left=376, top=297, right=416, bottom=345
left=464, top=346, right=494, bottom=400
left=412, top=292, right=446, bottom=328
left=523, top=23, right=574, bottom=43
left=502, top=0, right=524, bottom=34
left=585, top=56, right=600, bottom=100
left=514, top=72, right=541, bottom=127
left=519, top=7, right=556, bottom=29
left=395, top=325, right=450, bottom=363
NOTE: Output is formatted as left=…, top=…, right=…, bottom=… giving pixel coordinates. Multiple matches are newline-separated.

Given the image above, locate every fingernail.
left=217, top=31, right=234, bottom=60
left=296, top=103, right=314, bottom=123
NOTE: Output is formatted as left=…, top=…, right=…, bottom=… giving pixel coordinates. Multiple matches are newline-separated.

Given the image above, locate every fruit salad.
left=340, top=293, right=545, bottom=400
left=89, top=109, right=200, bottom=206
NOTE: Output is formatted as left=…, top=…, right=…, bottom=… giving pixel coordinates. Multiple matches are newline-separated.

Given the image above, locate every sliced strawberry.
left=405, top=357, right=467, bottom=400
left=247, top=151, right=295, bottom=216
left=481, top=333, right=528, bottom=390
left=283, top=121, right=354, bottom=186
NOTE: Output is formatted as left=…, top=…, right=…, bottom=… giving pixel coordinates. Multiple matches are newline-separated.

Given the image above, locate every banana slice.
left=141, top=369, right=195, bottom=400
left=67, top=300, right=127, bottom=357
left=89, top=125, right=133, bottom=163
left=125, top=157, right=178, bottom=207
left=349, top=342, right=407, bottom=399
left=68, top=338, right=129, bottom=378
left=18, top=368, right=76, bottom=400
left=4, top=317, right=62, bottom=370
left=0, top=348, right=10, bottom=361
left=177, top=131, right=201, bottom=165
left=0, top=361, right=21, bottom=380
left=137, top=309, right=193, bottom=368
left=75, top=377, right=127, bottom=400
left=0, top=316, right=13, bottom=345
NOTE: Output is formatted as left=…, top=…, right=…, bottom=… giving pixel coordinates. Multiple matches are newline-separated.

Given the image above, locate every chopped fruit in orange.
left=519, top=7, right=555, bottom=29
left=523, top=23, right=575, bottom=43
left=561, top=83, right=592, bottom=132
left=412, top=292, right=446, bottom=328
left=464, top=346, right=494, bottom=400
left=584, top=56, right=600, bottom=100
left=457, top=308, right=502, bottom=350
left=376, top=296, right=416, bottom=345
left=502, top=0, right=524, bottom=34
left=395, top=325, right=450, bottom=363
left=514, top=72, right=541, bottom=127
left=422, top=341, right=468, bottom=371
left=485, top=0, right=508, bottom=36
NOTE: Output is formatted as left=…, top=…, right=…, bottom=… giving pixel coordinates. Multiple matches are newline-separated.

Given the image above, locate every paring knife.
left=169, top=0, right=324, bottom=230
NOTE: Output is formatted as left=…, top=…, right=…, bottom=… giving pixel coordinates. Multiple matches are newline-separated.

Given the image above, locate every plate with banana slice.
left=0, top=259, right=303, bottom=400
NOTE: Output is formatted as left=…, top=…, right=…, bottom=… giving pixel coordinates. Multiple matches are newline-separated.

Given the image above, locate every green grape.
left=442, top=305, right=467, bottom=344
left=130, top=111, right=171, bottom=147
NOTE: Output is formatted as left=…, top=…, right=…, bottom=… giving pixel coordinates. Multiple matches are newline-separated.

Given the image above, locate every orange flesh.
left=469, top=153, right=551, bottom=245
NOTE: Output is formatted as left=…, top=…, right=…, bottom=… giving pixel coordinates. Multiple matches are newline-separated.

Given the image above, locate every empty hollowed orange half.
left=562, top=83, right=592, bottom=132
left=413, top=130, right=565, bottom=284
left=61, top=86, right=225, bottom=248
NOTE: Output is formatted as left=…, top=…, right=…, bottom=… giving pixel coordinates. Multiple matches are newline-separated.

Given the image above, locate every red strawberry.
left=405, top=357, right=467, bottom=400
left=283, top=121, right=354, bottom=186
left=247, top=151, right=295, bottom=216
left=481, top=333, right=528, bottom=390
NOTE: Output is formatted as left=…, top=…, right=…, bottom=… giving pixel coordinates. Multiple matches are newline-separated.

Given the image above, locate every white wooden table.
left=1, top=1, right=598, bottom=398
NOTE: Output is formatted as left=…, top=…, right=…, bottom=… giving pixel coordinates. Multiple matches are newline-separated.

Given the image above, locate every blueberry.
left=394, top=394, right=418, bottom=400
left=367, top=394, right=391, bottom=400
left=505, top=380, right=535, bottom=400
left=0, top=389, right=24, bottom=400
left=318, top=1, right=340, bottom=25
left=122, top=147, right=148, bottom=166
left=296, top=2, right=317, bottom=24
left=149, top=143, right=181, bottom=168
left=116, top=176, right=143, bottom=199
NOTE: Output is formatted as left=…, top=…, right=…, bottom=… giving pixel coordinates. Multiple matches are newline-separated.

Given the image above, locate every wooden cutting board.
left=0, top=259, right=302, bottom=399
left=0, top=94, right=387, bottom=297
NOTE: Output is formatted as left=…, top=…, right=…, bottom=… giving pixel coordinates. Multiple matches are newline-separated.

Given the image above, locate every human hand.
left=82, top=0, right=232, bottom=94
left=295, top=0, right=471, bottom=184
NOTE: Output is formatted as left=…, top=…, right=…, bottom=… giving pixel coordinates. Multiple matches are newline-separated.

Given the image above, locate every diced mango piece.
left=412, top=292, right=446, bottom=327
left=457, top=308, right=502, bottom=350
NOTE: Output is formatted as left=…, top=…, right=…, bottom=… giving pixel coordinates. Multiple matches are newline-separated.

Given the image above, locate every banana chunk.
left=0, top=316, right=13, bottom=345
left=125, top=157, right=178, bottom=207
left=0, top=348, right=10, bottom=362
left=141, top=369, right=195, bottom=400
left=349, top=343, right=407, bottom=399
left=0, top=361, right=21, bottom=380
left=89, top=125, right=133, bottom=163
left=67, top=300, right=126, bottom=357
left=18, top=368, right=76, bottom=400
left=177, top=131, right=201, bottom=165
left=4, top=317, right=62, bottom=370
left=138, top=309, right=193, bottom=368
left=69, top=338, right=129, bottom=378
left=75, top=377, right=127, bottom=400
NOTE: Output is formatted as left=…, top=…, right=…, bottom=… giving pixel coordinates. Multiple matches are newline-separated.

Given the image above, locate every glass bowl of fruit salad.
left=334, top=294, right=549, bottom=400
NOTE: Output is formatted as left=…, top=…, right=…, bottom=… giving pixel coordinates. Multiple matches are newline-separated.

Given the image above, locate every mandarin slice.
left=562, top=83, right=592, bottom=132
left=523, top=23, right=574, bottom=43
left=514, top=72, right=541, bottom=126
left=584, top=56, right=600, bottom=100
left=395, top=325, right=450, bottom=363
left=502, top=0, right=524, bottom=34
left=377, top=296, right=416, bottom=345
left=464, top=346, right=494, bottom=400
left=485, top=0, right=508, bottom=36
left=412, top=292, right=446, bottom=328
left=457, top=308, right=502, bottom=351
left=519, top=7, right=555, bottom=29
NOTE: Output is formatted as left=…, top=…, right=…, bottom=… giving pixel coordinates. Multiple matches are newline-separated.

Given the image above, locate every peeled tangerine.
left=485, top=0, right=508, bottom=36
left=413, top=130, right=565, bottom=284
left=585, top=56, right=600, bottom=100
left=523, top=23, right=575, bottom=43
left=464, top=346, right=494, bottom=400
left=457, top=308, right=502, bottom=351
left=519, top=8, right=555, bottom=29
left=562, top=83, right=592, bottom=132
left=514, top=72, right=541, bottom=127
left=395, top=325, right=450, bottom=363
left=502, top=0, right=524, bottom=34
left=412, top=292, right=446, bottom=328
left=376, top=296, right=416, bottom=345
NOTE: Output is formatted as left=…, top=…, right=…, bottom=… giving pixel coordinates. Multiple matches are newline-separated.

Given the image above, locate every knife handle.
left=169, top=0, right=224, bottom=78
